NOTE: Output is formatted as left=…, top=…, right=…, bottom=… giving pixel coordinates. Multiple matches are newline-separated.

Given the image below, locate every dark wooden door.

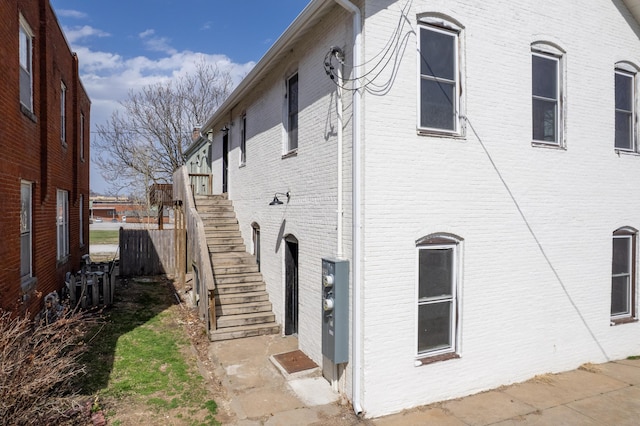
left=222, top=134, right=228, bottom=193
left=285, top=237, right=298, bottom=335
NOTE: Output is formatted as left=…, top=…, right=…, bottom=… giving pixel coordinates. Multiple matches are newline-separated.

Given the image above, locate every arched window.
left=612, top=227, right=637, bottom=323
left=251, top=222, right=260, bottom=271
left=416, top=233, right=462, bottom=362
left=417, top=14, right=465, bottom=135
left=614, top=62, right=639, bottom=152
left=531, top=41, right=566, bottom=147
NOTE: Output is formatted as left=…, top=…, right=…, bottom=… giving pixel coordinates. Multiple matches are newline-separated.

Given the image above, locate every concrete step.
left=216, top=291, right=269, bottom=305
left=216, top=311, right=276, bottom=328
left=215, top=281, right=266, bottom=295
left=215, top=300, right=273, bottom=316
left=209, top=322, right=280, bottom=342
left=214, top=272, right=264, bottom=285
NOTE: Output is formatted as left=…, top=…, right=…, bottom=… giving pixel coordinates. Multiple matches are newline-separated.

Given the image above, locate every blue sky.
left=49, top=0, right=310, bottom=194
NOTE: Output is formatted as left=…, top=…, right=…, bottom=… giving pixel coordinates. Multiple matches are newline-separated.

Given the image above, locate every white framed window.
left=532, top=48, right=563, bottom=146
left=417, top=21, right=461, bottom=134
left=286, top=73, right=298, bottom=153
left=612, top=228, right=637, bottom=323
left=61, top=81, right=67, bottom=143
left=79, top=194, right=84, bottom=247
left=416, top=234, right=461, bottom=360
left=19, top=15, right=34, bottom=111
left=240, top=113, right=247, bottom=166
left=615, top=69, right=636, bottom=151
left=252, top=223, right=260, bottom=271
left=80, top=113, right=85, bottom=161
left=20, top=181, right=33, bottom=282
left=57, top=189, right=69, bottom=261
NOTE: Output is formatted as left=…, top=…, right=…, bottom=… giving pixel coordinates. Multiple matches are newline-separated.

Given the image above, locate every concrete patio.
left=205, top=334, right=640, bottom=425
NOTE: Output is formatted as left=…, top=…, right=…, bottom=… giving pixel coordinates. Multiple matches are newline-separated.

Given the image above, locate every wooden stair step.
left=216, top=311, right=276, bottom=328
left=215, top=281, right=266, bottom=294
left=214, top=264, right=259, bottom=275
left=209, top=322, right=280, bottom=342
left=215, top=301, right=273, bottom=316
left=214, top=272, right=264, bottom=285
left=216, top=291, right=269, bottom=305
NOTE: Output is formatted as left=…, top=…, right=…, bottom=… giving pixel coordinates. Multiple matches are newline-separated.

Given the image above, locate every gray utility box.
left=321, top=258, right=349, bottom=364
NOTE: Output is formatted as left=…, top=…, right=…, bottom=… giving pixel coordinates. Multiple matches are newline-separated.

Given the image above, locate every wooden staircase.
left=195, top=194, right=279, bottom=341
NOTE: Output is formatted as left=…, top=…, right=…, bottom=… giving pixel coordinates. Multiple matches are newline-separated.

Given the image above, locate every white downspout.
left=333, top=0, right=362, bottom=416
left=336, top=55, right=344, bottom=259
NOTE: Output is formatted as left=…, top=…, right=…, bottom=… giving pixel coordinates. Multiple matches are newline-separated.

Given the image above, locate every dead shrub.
left=0, top=307, right=97, bottom=425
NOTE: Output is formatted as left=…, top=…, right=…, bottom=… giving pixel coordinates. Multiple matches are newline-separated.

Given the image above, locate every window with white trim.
left=286, top=73, right=298, bottom=152
left=416, top=235, right=461, bottom=359
left=20, top=181, right=32, bottom=282
left=80, top=113, right=85, bottom=161
left=57, top=190, right=69, bottom=261
left=418, top=21, right=461, bottom=133
left=19, top=15, right=33, bottom=111
left=240, top=113, right=247, bottom=165
left=615, top=69, right=636, bottom=151
left=79, top=194, right=84, bottom=247
left=612, top=228, right=637, bottom=322
left=61, top=81, right=67, bottom=143
left=532, top=49, right=563, bottom=145
left=252, top=223, right=260, bottom=271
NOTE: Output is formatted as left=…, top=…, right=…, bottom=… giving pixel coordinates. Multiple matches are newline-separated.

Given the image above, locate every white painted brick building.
left=196, top=0, right=640, bottom=418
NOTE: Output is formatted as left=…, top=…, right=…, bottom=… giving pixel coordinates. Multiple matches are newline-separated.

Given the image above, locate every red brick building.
left=0, top=0, right=90, bottom=313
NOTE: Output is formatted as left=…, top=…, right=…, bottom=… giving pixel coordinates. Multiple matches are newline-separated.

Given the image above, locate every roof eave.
left=201, top=0, right=331, bottom=133
left=623, top=0, right=640, bottom=25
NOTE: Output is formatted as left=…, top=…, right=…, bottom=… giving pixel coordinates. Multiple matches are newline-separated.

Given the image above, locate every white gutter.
left=333, top=0, right=363, bottom=416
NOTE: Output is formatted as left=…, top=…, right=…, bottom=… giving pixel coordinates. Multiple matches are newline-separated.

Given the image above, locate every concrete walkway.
left=207, top=334, right=640, bottom=425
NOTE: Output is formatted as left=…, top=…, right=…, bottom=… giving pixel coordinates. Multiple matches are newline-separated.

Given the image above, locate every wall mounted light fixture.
left=221, top=126, right=229, bottom=133
left=269, top=192, right=290, bottom=206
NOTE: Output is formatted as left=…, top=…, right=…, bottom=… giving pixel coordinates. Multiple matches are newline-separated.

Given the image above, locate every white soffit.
left=623, top=0, right=640, bottom=25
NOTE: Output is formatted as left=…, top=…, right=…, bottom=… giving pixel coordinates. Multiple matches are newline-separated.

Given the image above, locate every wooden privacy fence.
left=119, top=228, right=175, bottom=276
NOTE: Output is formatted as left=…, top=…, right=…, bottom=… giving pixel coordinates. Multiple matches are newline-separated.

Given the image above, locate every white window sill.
left=531, top=141, right=566, bottom=150
left=282, top=149, right=298, bottom=159
left=414, top=352, right=460, bottom=366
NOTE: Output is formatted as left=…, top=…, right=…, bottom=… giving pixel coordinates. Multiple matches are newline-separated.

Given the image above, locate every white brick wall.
left=360, top=0, right=640, bottom=417
left=206, top=0, right=640, bottom=418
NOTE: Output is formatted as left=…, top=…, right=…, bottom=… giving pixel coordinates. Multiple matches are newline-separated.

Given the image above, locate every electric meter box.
left=321, top=258, right=349, bottom=364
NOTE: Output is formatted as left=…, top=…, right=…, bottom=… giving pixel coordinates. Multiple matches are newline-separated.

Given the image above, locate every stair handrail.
left=173, top=166, right=217, bottom=331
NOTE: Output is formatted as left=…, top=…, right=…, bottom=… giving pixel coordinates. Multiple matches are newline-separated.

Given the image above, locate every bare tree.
left=95, top=60, right=233, bottom=196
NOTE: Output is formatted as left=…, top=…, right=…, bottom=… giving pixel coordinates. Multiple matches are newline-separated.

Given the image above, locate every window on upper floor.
left=612, top=228, right=637, bottom=324
left=615, top=69, right=636, bottom=152
left=532, top=45, right=564, bottom=147
left=20, top=181, right=33, bottom=283
left=416, top=234, right=462, bottom=363
left=19, top=15, right=34, bottom=112
left=57, top=189, right=69, bottom=262
left=61, top=81, right=67, bottom=144
left=240, top=113, right=247, bottom=166
left=79, top=194, right=84, bottom=247
left=417, top=18, right=463, bottom=135
left=80, top=113, right=85, bottom=161
left=286, top=73, right=299, bottom=153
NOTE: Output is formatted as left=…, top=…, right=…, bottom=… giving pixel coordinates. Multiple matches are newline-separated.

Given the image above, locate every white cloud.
left=139, top=29, right=155, bottom=38
left=64, top=25, right=110, bottom=43
left=74, top=47, right=255, bottom=137
left=55, top=9, right=88, bottom=19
